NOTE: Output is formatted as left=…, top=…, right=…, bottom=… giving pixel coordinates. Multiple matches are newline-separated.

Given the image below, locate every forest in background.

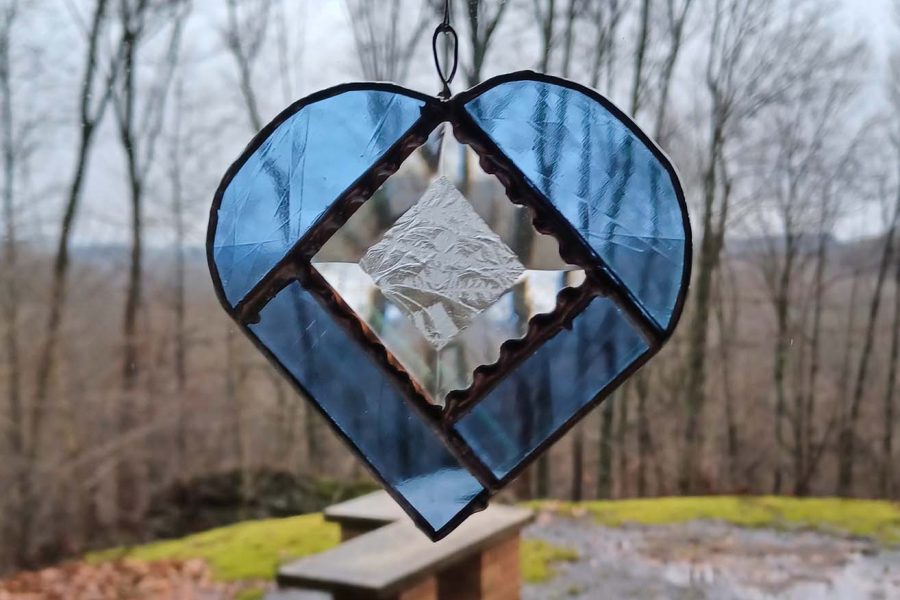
left=1, top=0, right=899, bottom=573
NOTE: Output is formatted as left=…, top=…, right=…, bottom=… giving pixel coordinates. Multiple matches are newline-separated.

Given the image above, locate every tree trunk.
left=464, top=0, right=510, bottom=86
left=114, top=0, right=187, bottom=523
left=0, top=2, right=27, bottom=565
left=837, top=183, right=900, bottom=495
left=23, top=0, right=112, bottom=564
left=223, top=324, right=250, bottom=508
left=226, top=0, right=264, bottom=131
left=536, top=0, right=555, bottom=73
left=170, top=81, right=188, bottom=478
left=714, top=266, right=739, bottom=488
left=1, top=0, right=20, bottom=460
left=116, top=18, right=144, bottom=522
left=571, top=426, right=584, bottom=501
left=796, top=226, right=828, bottom=495
left=771, top=234, right=796, bottom=495
left=635, top=374, right=651, bottom=497
left=597, top=399, right=614, bottom=498
left=629, top=0, right=651, bottom=117
left=560, top=0, right=578, bottom=78
left=654, top=0, right=694, bottom=141
left=616, top=388, right=628, bottom=497
left=679, top=119, right=725, bottom=494
left=881, top=240, right=899, bottom=497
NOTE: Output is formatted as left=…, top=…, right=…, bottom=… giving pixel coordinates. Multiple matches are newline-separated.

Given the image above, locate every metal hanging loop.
left=432, top=1, right=458, bottom=100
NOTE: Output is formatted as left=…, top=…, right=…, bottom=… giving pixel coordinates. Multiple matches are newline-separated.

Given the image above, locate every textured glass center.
left=359, top=176, right=525, bottom=350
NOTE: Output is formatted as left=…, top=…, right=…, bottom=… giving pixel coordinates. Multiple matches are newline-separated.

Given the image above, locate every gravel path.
left=523, top=514, right=900, bottom=599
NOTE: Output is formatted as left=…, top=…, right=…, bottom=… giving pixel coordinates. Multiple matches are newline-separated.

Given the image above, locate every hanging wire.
left=432, top=0, right=458, bottom=99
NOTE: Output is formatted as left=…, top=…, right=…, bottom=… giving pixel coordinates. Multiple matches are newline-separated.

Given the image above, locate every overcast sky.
left=9, top=0, right=899, bottom=248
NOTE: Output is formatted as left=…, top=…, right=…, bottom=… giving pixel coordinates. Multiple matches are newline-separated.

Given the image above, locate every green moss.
left=89, top=513, right=340, bottom=581
left=753, top=496, right=900, bottom=542
left=529, top=496, right=900, bottom=544
left=89, top=509, right=579, bottom=586
left=521, top=539, right=579, bottom=584
left=85, top=495, right=900, bottom=593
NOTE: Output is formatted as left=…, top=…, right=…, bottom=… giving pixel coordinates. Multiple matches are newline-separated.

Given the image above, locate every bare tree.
left=0, top=0, right=25, bottom=565
left=112, top=0, right=189, bottom=522
left=223, top=0, right=272, bottom=131
left=272, top=0, right=294, bottom=103
left=884, top=228, right=900, bottom=497
left=597, top=398, right=614, bottom=497
left=749, top=40, right=862, bottom=493
left=345, top=0, right=435, bottom=82
left=31, top=0, right=116, bottom=510
left=532, top=0, right=556, bottom=73
left=714, top=252, right=740, bottom=486
left=560, top=0, right=581, bottom=78
left=461, top=0, right=511, bottom=86
left=794, top=184, right=838, bottom=495
left=838, top=155, right=900, bottom=496
left=585, top=0, right=623, bottom=91
left=653, top=0, right=695, bottom=142
left=166, top=75, right=188, bottom=478
left=0, top=0, right=20, bottom=457
left=2, top=0, right=120, bottom=566
left=881, top=16, right=900, bottom=498
left=629, top=0, right=651, bottom=116
left=633, top=371, right=652, bottom=496
left=615, top=381, right=628, bottom=497
left=679, top=0, right=837, bottom=493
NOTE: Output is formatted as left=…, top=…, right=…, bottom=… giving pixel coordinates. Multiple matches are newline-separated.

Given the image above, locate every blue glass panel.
left=453, top=295, right=649, bottom=481
left=215, top=91, right=426, bottom=306
left=466, top=81, right=686, bottom=329
left=250, top=282, right=484, bottom=534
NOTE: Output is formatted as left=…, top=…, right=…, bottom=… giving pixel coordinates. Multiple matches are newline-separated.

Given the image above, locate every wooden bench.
left=276, top=491, right=533, bottom=600
left=323, top=491, right=407, bottom=541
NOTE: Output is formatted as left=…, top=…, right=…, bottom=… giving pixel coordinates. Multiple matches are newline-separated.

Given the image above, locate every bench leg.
left=438, top=534, right=521, bottom=600
left=480, top=535, right=521, bottom=600
left=438, top=555, right=481, bottom=599
left=395, top=575, right=439, bottom=600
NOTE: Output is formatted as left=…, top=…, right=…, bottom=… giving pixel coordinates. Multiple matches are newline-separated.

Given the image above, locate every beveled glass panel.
left=249, top=281, right=485, bottom=534
left=214, top=91, right=426, bottom=306
left=313, top=125, right=583, bottom=405
left=452, top=294, right=649, bottom=481
left=465, top=81, right=686, bottom=329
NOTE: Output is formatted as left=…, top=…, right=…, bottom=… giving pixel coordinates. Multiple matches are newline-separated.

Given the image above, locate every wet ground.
left=523, top=515, right=900, bottom=599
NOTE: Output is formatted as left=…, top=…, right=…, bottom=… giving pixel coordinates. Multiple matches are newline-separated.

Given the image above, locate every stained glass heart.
left=207, top=72, right=691, bottom=540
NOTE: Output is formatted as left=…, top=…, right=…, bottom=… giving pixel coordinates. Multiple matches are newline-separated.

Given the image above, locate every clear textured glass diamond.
left=359, top=176, right=525, bottom=350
